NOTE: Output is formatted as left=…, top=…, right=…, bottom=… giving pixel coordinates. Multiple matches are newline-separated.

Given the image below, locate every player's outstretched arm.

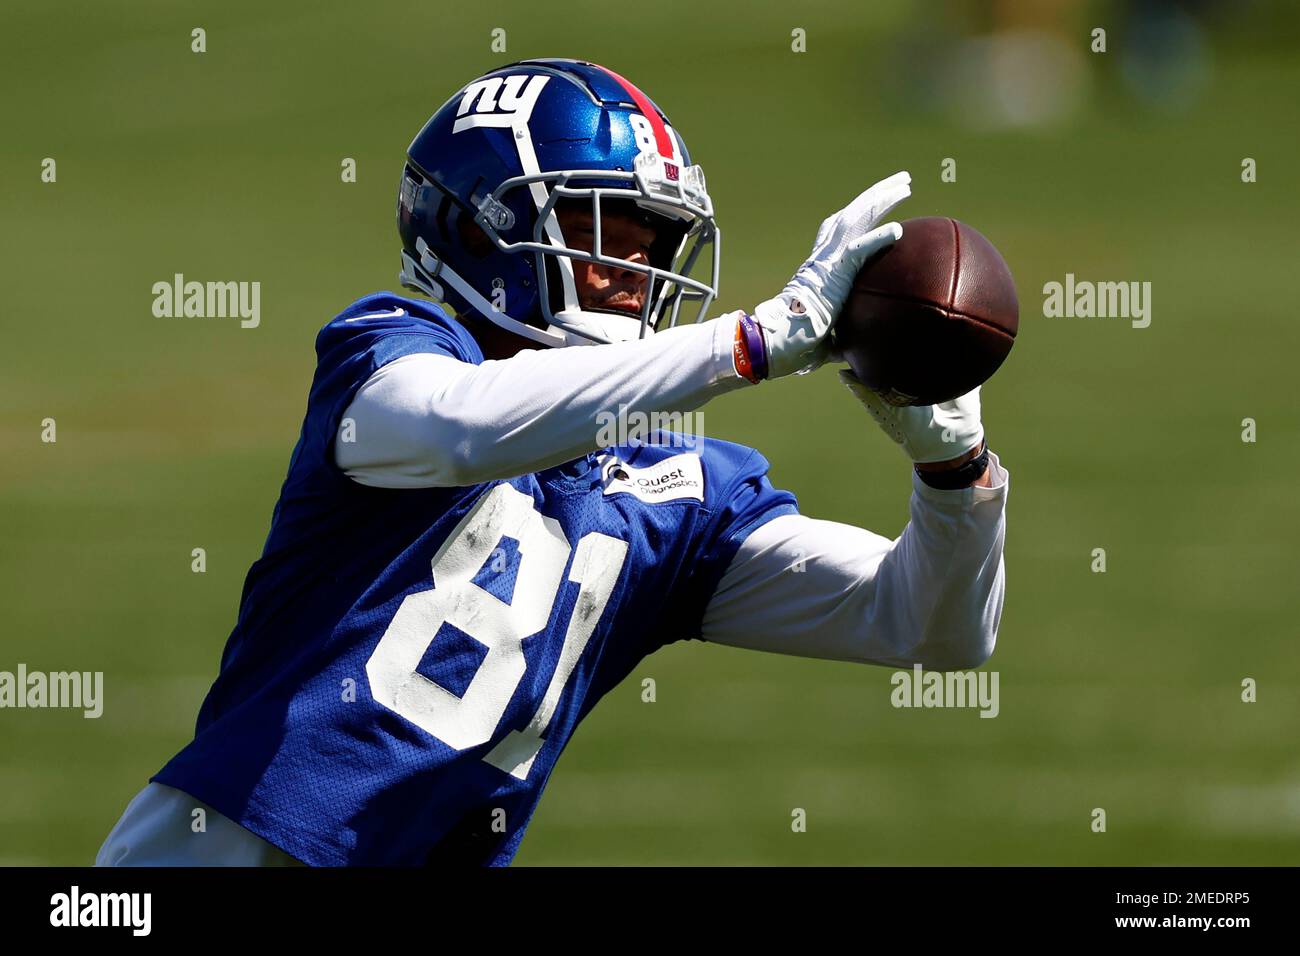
left=335, top=174, right=912, bottom=489
left=701, top=384, right=1007, bottom=671
left=334, top=316, right=745, bottom=488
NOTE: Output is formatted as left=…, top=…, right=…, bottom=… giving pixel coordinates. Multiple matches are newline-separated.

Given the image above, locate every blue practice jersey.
left=153, top=293, right=798, bottom=866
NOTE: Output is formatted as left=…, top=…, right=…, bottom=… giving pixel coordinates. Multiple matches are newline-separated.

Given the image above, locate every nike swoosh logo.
left=344, top=308, right=407, bottom=322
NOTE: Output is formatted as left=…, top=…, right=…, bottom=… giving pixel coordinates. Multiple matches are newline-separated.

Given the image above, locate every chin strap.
left=399, top=239, right=567, bottom=348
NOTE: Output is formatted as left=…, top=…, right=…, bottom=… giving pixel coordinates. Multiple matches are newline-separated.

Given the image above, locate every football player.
left=97, top=58, right=1008, bottom=866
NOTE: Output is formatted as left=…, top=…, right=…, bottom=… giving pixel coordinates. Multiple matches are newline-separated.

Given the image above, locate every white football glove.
left=752, top=171, right=911, bottom=379
left=839, top=369, right=984, bottom=465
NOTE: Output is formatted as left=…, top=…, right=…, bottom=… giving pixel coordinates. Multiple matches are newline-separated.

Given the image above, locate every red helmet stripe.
left=592, top=64, right=674, bottom=159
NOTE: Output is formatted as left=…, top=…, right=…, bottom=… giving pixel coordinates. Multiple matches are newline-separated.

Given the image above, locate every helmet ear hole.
left=456, top=212, right=494, bottom=259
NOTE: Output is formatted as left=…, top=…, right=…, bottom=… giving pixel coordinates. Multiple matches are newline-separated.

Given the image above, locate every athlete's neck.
left=459, top=313, right=547, bottom=361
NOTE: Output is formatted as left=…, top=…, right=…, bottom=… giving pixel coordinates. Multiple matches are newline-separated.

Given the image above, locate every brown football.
left=833, top=216, right=1018, bottom=406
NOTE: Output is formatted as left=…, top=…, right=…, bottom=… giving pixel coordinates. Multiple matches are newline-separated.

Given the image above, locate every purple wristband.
left=736, top=312, right=769, bottom=381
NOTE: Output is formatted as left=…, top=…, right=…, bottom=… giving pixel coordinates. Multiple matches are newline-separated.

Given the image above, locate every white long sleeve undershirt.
left=335, top=316, right=744, bottom=488
left=333, top=314, right=1008, bottom=670
left=701, top=457, right=1007, bottom=671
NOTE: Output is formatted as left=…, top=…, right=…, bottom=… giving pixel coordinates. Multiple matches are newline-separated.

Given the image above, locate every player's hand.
left=751, top=171, right=911, bottom=379
left=839, top=369, right=984, bottom=464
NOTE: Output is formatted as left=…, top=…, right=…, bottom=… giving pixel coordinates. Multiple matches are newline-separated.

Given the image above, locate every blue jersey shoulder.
left=316, top=292, right=483, bottom=368
left=296, top=293, right=483, bottom=483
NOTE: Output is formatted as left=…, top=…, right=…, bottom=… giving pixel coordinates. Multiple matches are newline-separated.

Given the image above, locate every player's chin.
left=590, top=304, right=647, bottom=326
left=585, top=306, right=649, bottom=342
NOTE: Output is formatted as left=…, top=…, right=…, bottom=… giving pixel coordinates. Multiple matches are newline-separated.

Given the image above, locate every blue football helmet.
left=397, top=58, right=720, bottom=346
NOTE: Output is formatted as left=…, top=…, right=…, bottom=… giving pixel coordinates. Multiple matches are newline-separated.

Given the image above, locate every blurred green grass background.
left=2, top=0, right=1297, bottom=865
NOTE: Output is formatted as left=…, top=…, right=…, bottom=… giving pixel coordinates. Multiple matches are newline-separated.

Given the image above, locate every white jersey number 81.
left=366, top=483, right=627, bottom=780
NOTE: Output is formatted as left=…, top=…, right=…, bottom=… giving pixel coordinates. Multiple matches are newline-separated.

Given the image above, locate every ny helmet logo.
left=453, top=75, right=550, bottom=132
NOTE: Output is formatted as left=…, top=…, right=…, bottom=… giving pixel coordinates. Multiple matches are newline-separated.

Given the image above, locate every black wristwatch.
left=915, top=441, right=990, bottom=490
